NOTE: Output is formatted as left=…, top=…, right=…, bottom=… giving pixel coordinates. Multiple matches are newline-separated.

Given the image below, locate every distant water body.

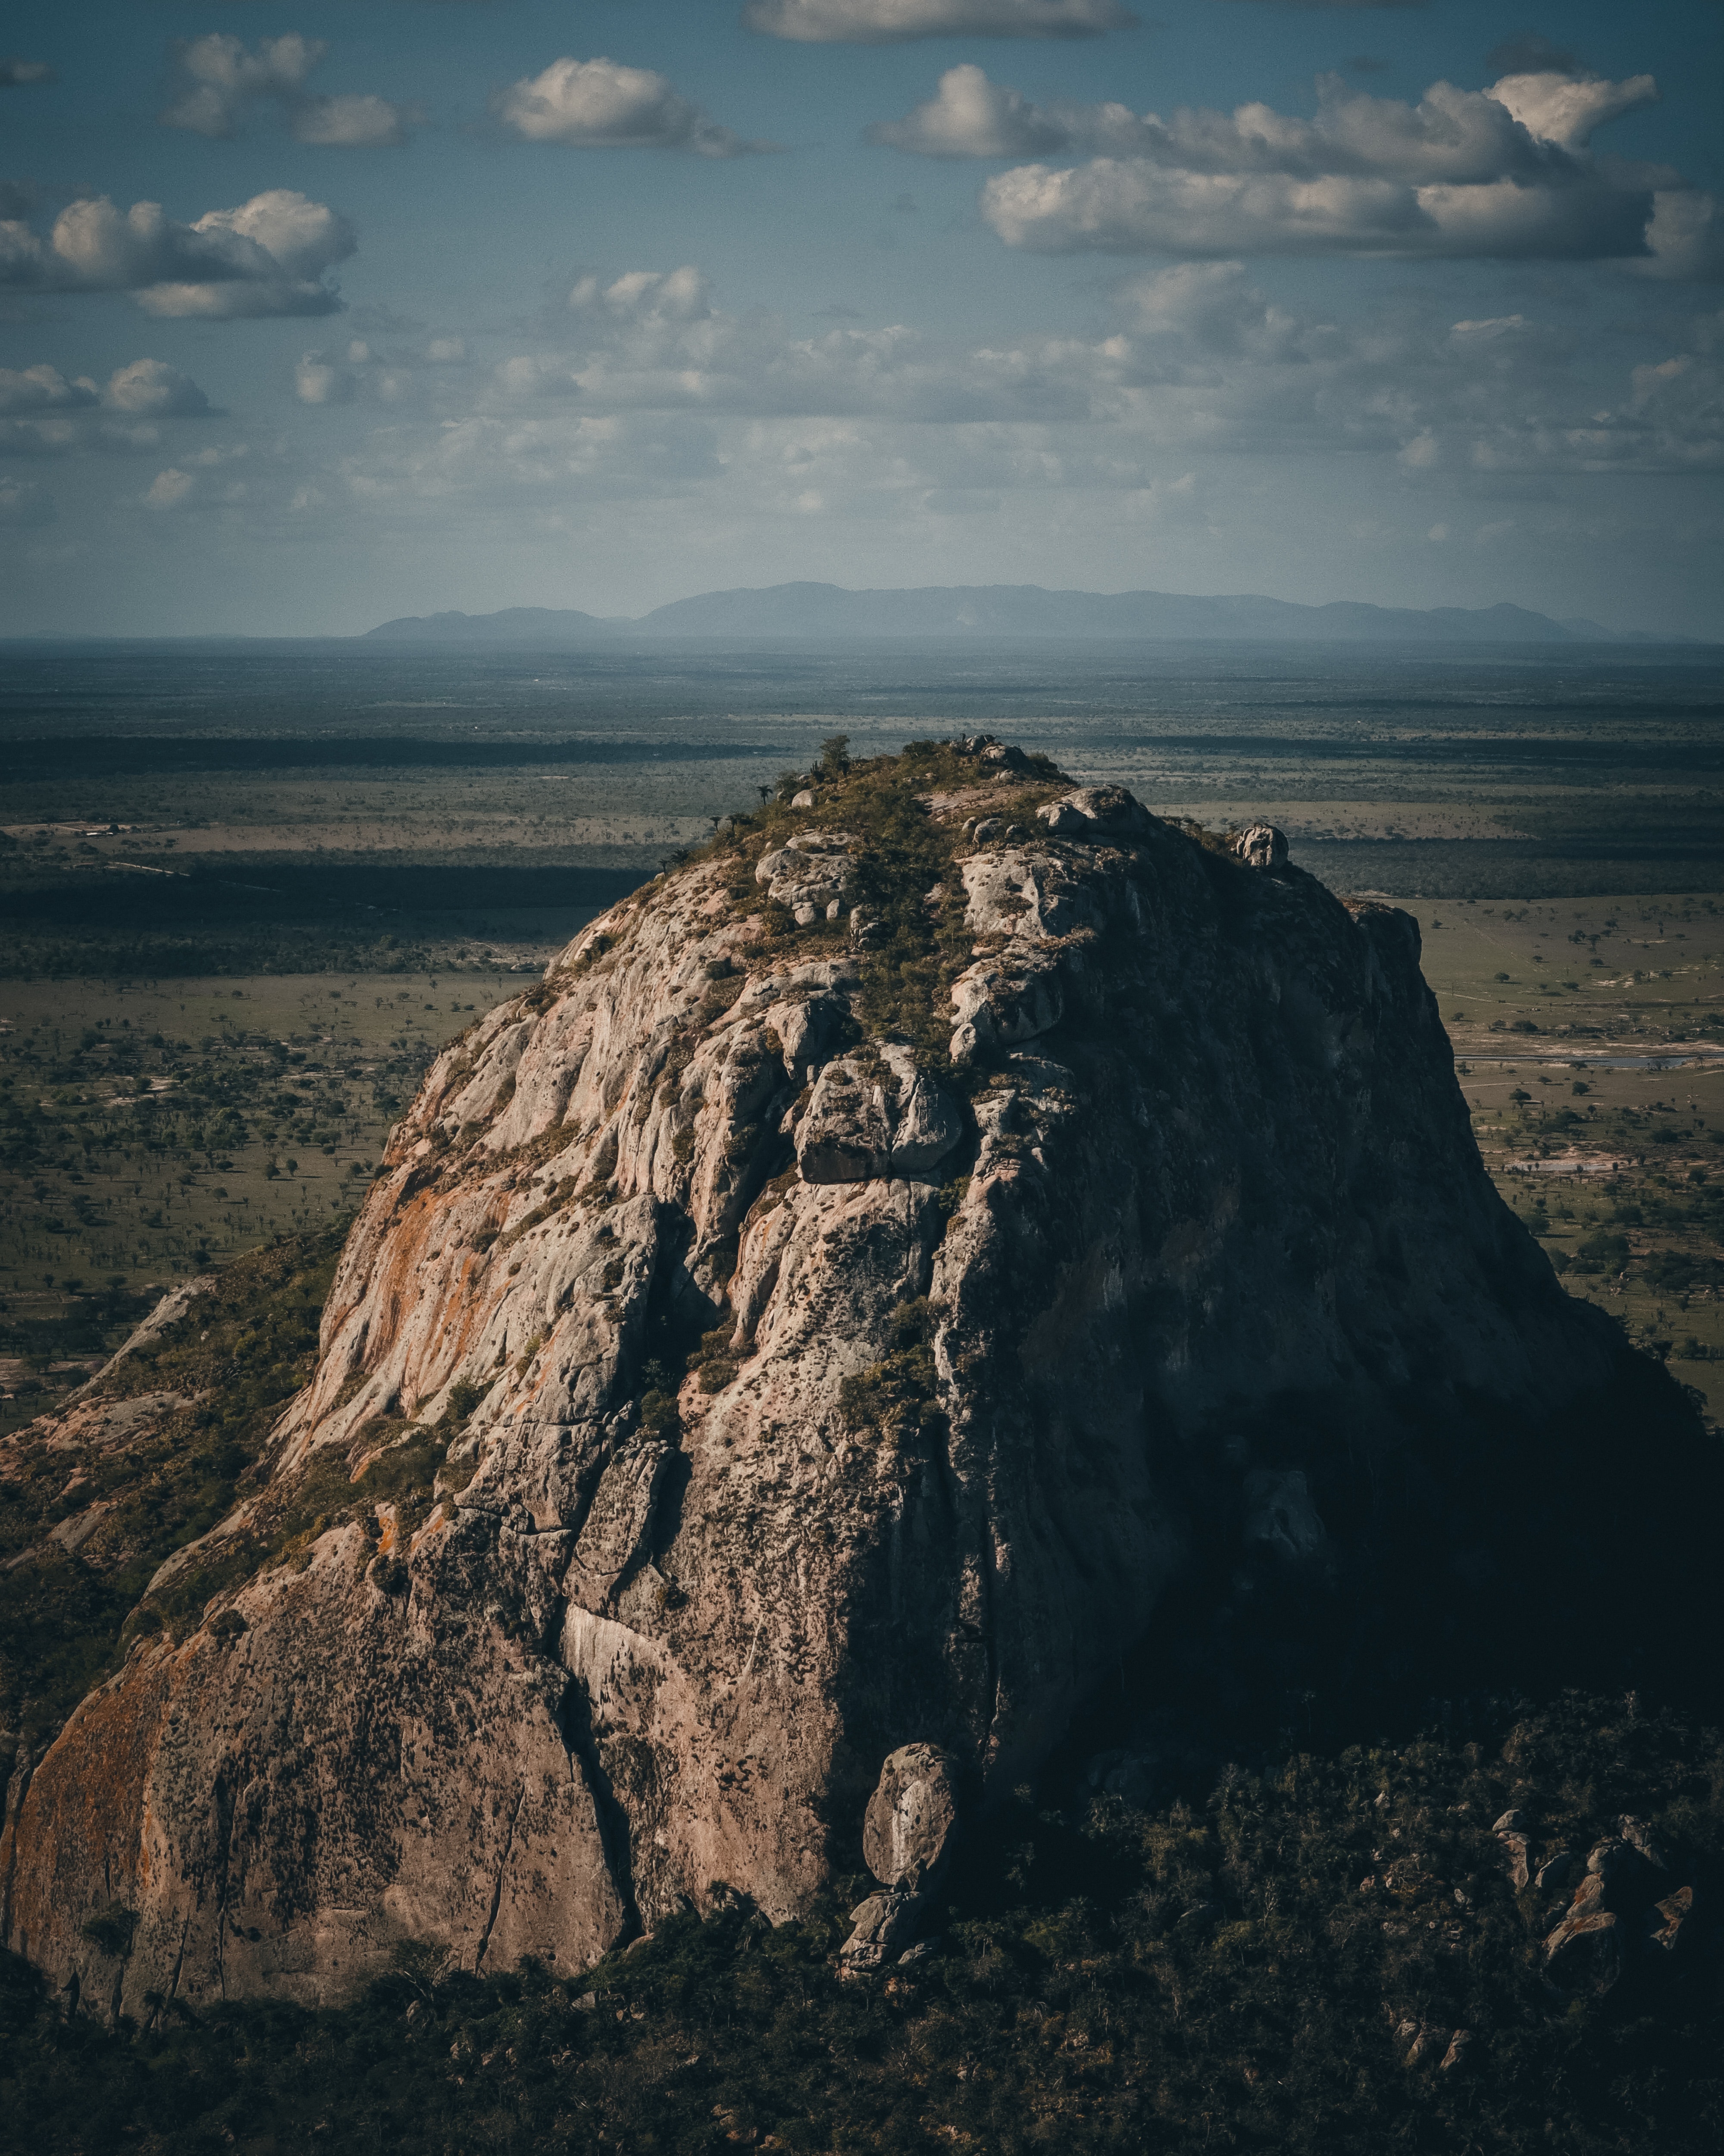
left=3, top=639, right=1721, bottom=899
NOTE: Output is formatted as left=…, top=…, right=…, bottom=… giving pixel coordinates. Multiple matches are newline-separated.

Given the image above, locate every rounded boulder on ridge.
left=863, top=1742, right=960, bottom=1890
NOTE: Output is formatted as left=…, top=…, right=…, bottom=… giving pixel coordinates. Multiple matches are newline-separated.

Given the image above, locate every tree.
left=817, top=733, right=851, bottom=781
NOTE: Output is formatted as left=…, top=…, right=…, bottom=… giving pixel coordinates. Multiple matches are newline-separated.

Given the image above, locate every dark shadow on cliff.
left=1046, top=1348, right=1722, bottom=1814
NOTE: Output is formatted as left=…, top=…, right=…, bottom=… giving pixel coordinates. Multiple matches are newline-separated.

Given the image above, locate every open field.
left=0, top=972, right=518, bottom=1431
left=1405, top=893, right=1724, bottom=1423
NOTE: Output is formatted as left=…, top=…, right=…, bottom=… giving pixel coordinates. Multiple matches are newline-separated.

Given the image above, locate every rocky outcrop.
left=840, top=1743, right=958, bottom=1971
left=0, top=742, right=1701, bottom=2013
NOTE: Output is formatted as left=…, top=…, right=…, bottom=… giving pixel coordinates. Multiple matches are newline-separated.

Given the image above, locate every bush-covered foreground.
left=3, top=1694, right=1718, bottom=2154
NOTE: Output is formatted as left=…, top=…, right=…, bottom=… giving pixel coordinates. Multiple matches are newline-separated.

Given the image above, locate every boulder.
left=793, top=1051, right=964, bottom=1185
left=1496, top=1832, right=1532, bottom=1890
left=883, top=1051, right=964, bottom=1177
left=1618, top=1814, right=1668, bottom=1869
left=948, top=953, right=1063, bottom=1064
left=1545, top=1908, right=1622, bottom=1995
left=862, top=1743, right=959, bottom=1892
left=1647, top=1885, right=1693, bottom=1952
left=1036, top=787, right=1152, bottom=841
left=770, top=994, right=848, bottom=1083
left=755, top=830, right=857, bottom=918
left=839, top=1888, right=926, bottom=1971
left=796, top=1057, right=891, bottom=1183
left=1235, top=824, right=1289, bottom=871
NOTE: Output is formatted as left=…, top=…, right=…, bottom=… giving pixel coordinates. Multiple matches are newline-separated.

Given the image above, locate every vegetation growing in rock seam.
left=2, top=1694, right=1718, bottom=2153
left=691, top=736, right=1065, bottom=1073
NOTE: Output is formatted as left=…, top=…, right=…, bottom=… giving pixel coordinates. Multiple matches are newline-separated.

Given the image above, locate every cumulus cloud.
left=745, top=0, right=1132, bottom=41
left=244, top=251, right=1724, bottom=550
left=492, top=57, right=773, bottom=156
left=145, top=468, right=195, bottom=509
left=885, top=64, right=1661, bottom=174
left=963, top=66, right=1713, bottom=270
left=0, top=190, right=355, bottom=315
left=295, top=351, right=353, bottom=406
left=296, top=339, right=418, bottom=405
left=301, top=255, right=1708, bottom=480
left=161, top=34, right=413, bottom=148
left=103, top=359, right=211, bottom=417
left=0, top=365, right=97, bottom=416
left=0, top=359, right=216, bottom=459
left=0, top=58, right=54, bottom=87
left=867, top=64, right=1073, bottom=155
left=0, top=476, right=54, bottom=524
left=293, top=94, right=414, bottom=150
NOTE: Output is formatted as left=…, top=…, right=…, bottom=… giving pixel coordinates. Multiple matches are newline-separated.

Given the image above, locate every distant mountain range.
left=360, top=583, right=1675, bottom=646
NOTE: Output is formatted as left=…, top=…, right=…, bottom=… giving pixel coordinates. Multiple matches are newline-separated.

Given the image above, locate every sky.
left=0, top=0, right=1720, bottom=638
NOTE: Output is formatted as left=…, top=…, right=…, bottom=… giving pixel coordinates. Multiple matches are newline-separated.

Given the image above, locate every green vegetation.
left=2, top=1693, right=1718, bottom=2153
left=839, top=1297, right=943, bottom=1439
left=0, top=1227, right=344, bottom=1746
left=690, top=736, right=1063, bottom=1072
left=0, top=971, right=519, bottom=1423
left=1411, top=895, right=1724, bottom=1423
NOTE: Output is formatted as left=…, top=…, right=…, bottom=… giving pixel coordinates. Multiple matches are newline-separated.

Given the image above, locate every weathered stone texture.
left=1, top=767, right=1656, bottom=2011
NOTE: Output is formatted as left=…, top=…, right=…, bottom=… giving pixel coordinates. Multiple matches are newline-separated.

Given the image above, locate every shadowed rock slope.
left=1, top=740, right=1710, bottom=2014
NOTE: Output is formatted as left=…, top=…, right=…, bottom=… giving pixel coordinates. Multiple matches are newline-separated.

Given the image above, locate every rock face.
left=0, top=743, right=1696, bottom=2013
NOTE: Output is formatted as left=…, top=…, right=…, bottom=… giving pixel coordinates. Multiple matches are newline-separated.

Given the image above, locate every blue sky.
left=1, top=0, right=1720, bottom=635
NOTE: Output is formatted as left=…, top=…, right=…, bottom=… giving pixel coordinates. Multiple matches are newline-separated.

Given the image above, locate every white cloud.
left=103, top=359, right=211, bottom=417
left=426, top=337, right=467, bottom=364
left=0, top=58, right=54, bottom=87
left=145, top=468, right=195, bottom=510
left=0, top=190, right=356, bottom=315
left=570, top=265, right=714, bottom=321
left=296, top=352, right=353, bottom=405
left=745, top=0, right=1132, bottom=38
left=1486, top=71, right=1656, bottom=152
left=967, top=67, right=1709, bottom=267
left=161, top=34, right=412, bottom=148
left=162, top=33, right=322, bottom=137
left=296, top=342, right=420, bottom=406
left=492, top=57, right=772, bottom=157
left=0, top=365, right=97, bottom=415
left=293, top=94, right=412, bottom=150
left=867, top=65, right=1072, bottom=155
left=208, top=255, right=1724, bottom=548
left=0, top=358, right=215, bottom=458
left=0, top=476, right=54, bottom=524
left=1635, top=191, right=1724, bottom=283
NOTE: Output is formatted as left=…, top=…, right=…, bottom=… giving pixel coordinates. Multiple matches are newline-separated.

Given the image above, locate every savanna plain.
left=2, top=639, right=1722, bottom=2153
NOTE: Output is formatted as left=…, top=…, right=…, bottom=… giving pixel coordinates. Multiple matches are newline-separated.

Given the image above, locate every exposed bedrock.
left=3, top=747, right=1710, bottom=2014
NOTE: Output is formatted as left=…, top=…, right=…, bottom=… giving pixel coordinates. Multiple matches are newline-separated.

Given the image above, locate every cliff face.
left=0, top=743, right=1657, bottom=2011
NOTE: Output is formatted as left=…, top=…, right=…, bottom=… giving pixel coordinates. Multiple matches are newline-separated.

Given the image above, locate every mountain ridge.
left=361, top=583, right=1677, bottom=646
